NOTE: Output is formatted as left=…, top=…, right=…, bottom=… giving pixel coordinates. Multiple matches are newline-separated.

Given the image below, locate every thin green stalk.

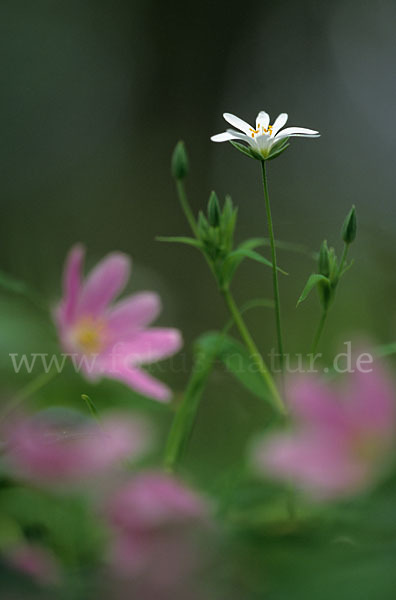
left=222, top=286, right=286, bottom=416
left=176, top=179, right=199, bottom=237
left=261, top=161, right=284, bottom=372
left=311, top=309, right=328, bottom=355
left=0, top=369, right=58, bottom=421
left=337, top=243, right=349, bottom=278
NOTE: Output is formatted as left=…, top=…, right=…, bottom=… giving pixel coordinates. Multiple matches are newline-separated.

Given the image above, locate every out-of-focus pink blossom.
left=4, top=409, right=151, bottom=485
left=106, top=472, right=212, bottom=589
left=3, top=543, right=60, bottom=586
left=54, top=245, right=182, bottom=402
left=252, top=362, right=396, bottom=500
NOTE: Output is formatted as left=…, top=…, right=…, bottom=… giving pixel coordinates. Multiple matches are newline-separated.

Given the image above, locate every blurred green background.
left=1, top=0, right=396, bottom=475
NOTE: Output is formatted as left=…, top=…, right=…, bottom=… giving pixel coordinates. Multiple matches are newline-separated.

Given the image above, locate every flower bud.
left=207, top=191, right=221, bottom=228
left=341, top=205, right=357, bottom=244
left=171, top=141, right=189, bottom=180
left=318, top=240, right=330, bottom=277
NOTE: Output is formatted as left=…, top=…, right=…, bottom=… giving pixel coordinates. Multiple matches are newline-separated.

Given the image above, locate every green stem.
left=164, top=349, right=216, bottom=472
left=311, top=309, right=328, bottom=355
left=0, top=369, right=58, bottom=421
left=337, top=243, right=349, bottom=279
left=222, top=286, right=286, bottom=416
left=176, top=179, right=199, bottom=238
left=261, top=161, right=284, bottom=371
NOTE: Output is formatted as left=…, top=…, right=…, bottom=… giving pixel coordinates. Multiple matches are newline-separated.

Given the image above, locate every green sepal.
left=266, top=138, right=290, bottom=161
left=229, top=141, right=261, bottom=160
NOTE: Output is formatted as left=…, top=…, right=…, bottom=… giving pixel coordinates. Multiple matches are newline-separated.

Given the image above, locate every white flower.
left=211, top=111, right=319, bottom=159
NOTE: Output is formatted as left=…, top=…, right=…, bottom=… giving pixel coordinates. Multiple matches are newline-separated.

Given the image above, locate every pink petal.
left=78, top=415, right=152, bottom=472
left=102, top=363, right=173, bottom=402
left=5, top=412, right=151, bottom=484
left=6, top=544, right=60, bottom=585
left=348, top=362, right=395, bottom=435
left=77, top=252, right=131, bottom=317
left=287, top=375, right=347, bottom=430
left=107, top=292, right=162, bottom=338
left=59, top=244, right=85, bottom=325
left=110, top=328, right=183, bottom=365
left=108, top=472, right=210, bottom=531
left=255, top=432, right=366, bottom=500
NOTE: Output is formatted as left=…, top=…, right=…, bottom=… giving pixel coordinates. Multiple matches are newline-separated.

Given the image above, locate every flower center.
left=351, top=431, right=384, bottom=463
left=73, top=316, right=108, bottom=353
left=250, top=123, right=273, bottom=138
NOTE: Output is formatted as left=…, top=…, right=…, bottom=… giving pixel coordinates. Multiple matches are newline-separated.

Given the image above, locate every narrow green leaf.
left=238, top=237, right=315, bottom=258
left=81, top=394, right=100, bottom=421
left=374, top=342, right=396, bottom=358
left=156, top=236, right=203, bottom=248
left=0, top=269, right=46, bottom=311
left=196, top=332, right=273, bottom=404
left=164, top=344, right=217, bottom=471
left=297, top=273, right=330, bottom=306
left=226, top=248, right=288, bottom=275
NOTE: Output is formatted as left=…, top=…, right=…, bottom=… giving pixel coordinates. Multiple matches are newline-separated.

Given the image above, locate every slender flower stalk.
left=261, top=161, right=284, bottom=372
left=175, top=179, right=199, bottom=238
left=311, top=309, right=328, bottom=355
left=0, top=370, right=58, bottom=422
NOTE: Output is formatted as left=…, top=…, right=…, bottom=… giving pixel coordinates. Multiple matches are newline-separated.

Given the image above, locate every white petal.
left=271, top=113, right=288, bottom=136
left=226, top=129, right=252, bottom=143
left=256, top=111, right=270, bottom=130
left=211, top=132, right=236, bottom=142
left=223, top=113, right=252, bottom=134
left=275, top=127, right=320, bottom=140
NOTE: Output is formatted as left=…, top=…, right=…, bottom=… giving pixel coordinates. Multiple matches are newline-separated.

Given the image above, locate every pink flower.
left=105, top=472, right=212, bottom=586
left=4, top=409, right=151, bottom=485
left=4, top=543, right=60, bottom=586
left=54, top=244, right=182, bottom=402
left=252, top=362, right=396, bottom=501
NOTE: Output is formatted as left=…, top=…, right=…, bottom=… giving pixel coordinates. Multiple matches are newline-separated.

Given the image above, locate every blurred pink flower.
left=252, top=362, right=396, bottom=500
left=54, top=244, right=182, bottom=402
left=4, top=543, right=60, bottom=586
left=4, top=409, right=151, bottom=485
left=106, top=472, right=212, bottom=588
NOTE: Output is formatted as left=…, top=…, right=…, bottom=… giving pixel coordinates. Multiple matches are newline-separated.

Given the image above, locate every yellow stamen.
left=73, top=316, right=107, bottom=353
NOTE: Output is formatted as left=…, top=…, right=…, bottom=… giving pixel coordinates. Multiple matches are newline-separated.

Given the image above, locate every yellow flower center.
left=250, top=123, right=273, bottom=138
left=73, top=316, right=108, bottom=353
left=351, top=431, right=383, bottom=462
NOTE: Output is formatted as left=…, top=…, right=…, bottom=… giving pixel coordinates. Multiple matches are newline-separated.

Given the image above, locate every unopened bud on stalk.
left=341, top=205, right=357, bottom=244
left=171, top=141, right=189, bottom=180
